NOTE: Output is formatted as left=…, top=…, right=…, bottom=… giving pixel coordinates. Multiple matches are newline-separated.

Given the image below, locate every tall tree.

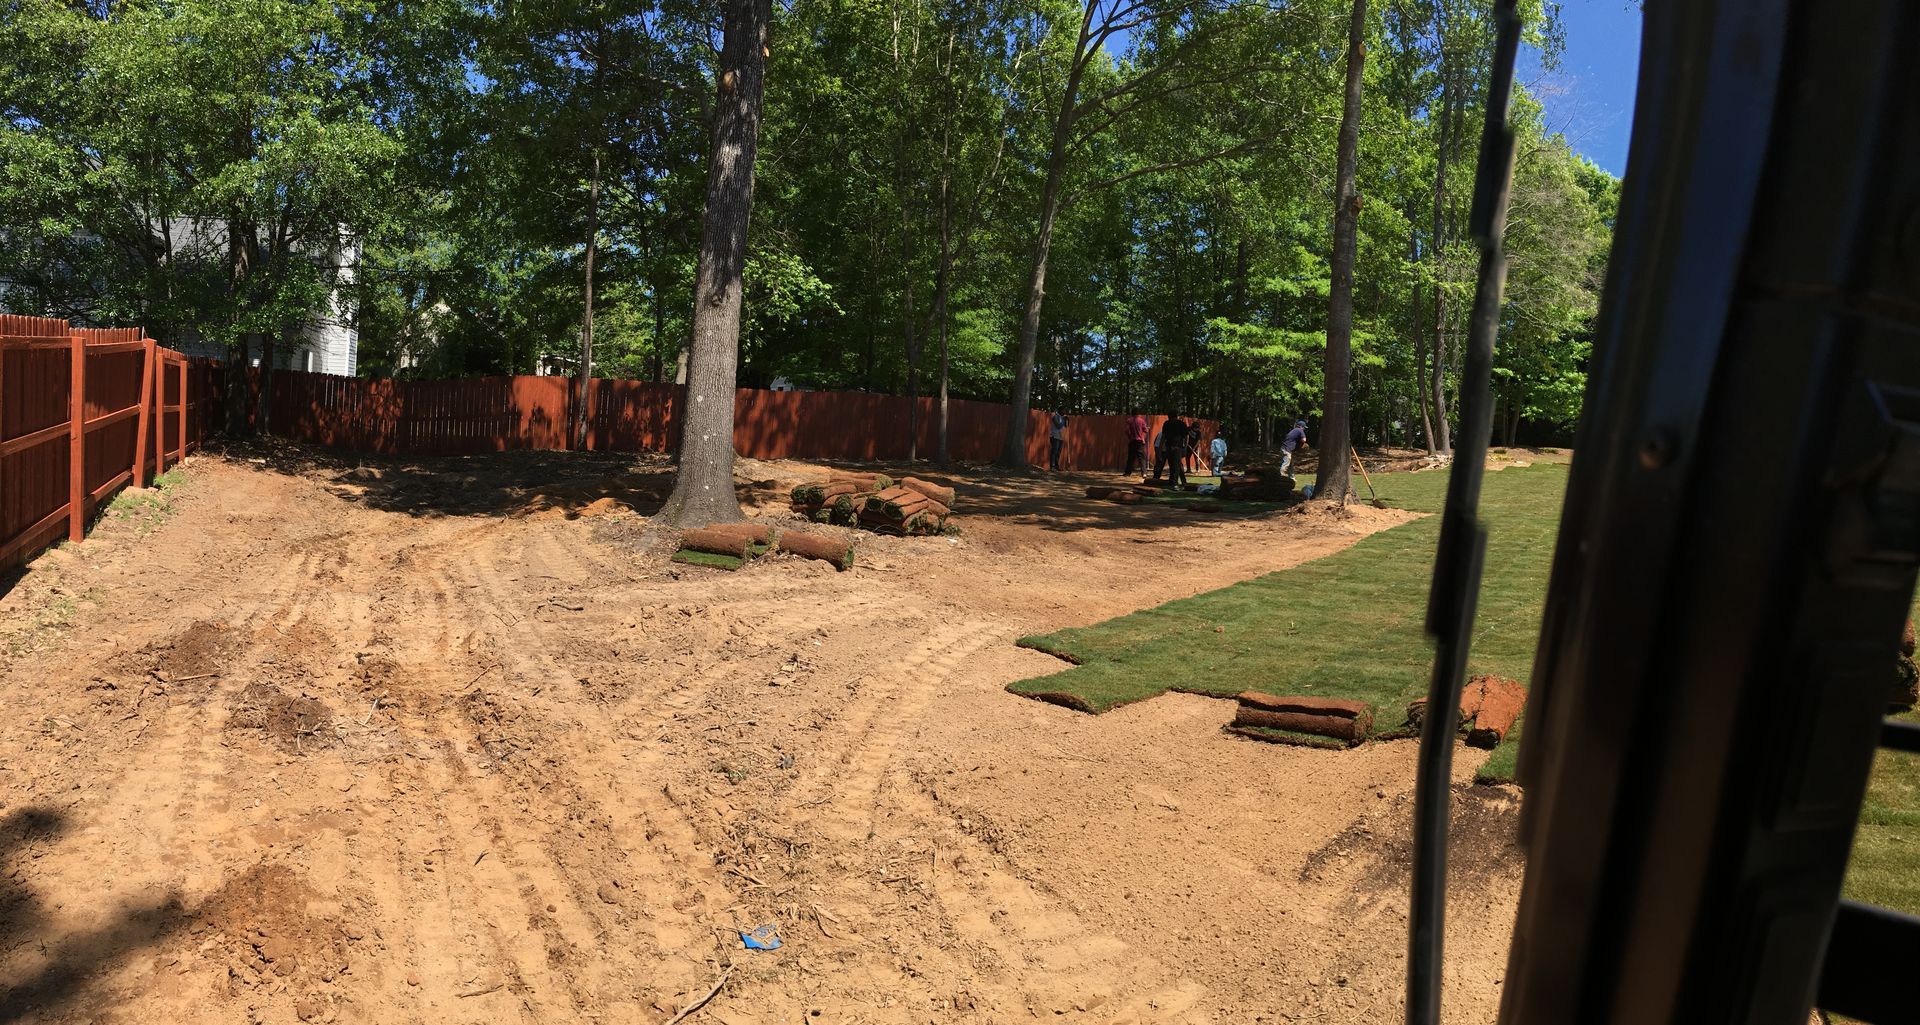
left=997, top=0, right=1291, bottom=468
left=1317, top=0, right=1367, bottom=502
left=658, top=0, right=771, bottom=526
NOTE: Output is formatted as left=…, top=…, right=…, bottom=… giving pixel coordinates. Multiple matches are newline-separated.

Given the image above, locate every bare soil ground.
left=0, top=443, right=1524, bottom=1024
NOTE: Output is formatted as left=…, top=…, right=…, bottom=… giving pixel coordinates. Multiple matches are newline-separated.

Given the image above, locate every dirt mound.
left=190, top=862, right=354, bottom=1010
left=1301, top=785, right=1524, bottom=894
left=1281, top=500, right=1420, bottom=533
left=227, top=682, right=339, bottom=753
left=154, top=620, right=235, bottom=679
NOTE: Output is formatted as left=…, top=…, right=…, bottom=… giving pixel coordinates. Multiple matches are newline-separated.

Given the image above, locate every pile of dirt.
left=1300, top=786, right=1524, bottom=893
left=154, top=620, right=235, bottom=679
left=226, top=682, right=340, bottom=753
left=1282, top=499, right=1417, bottom=533
left=189, top=862, right=356, bottom=1016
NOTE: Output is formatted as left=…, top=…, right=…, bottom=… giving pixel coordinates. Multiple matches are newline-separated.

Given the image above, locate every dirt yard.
left=0, top=443, right=1525, bottom=1024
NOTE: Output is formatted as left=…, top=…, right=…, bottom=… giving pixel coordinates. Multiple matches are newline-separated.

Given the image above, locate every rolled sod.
left=1466, top=677, right=1526, bottom=749
left=704, top=521, right=780, bottom=545
left=1402, top=676, right=1525, bottom=748
left=900, top=477, right=956, bottom=507
left=672, top=550, right=745, bottom=571
left=903, top=510, right=947, bottom=535
left=1110, top=492, right=1143, bottom=505
left=792, top=481, right=863, bottom=504
left=1237, top=692, right=1372, bottom=719
left=1225, top=725, right=1349, bottom=751
left=1085, top=486, right=1121, bottom=499
left=678, top=528, right=753, bottom=560
left=832, top=471, right=894, bottom=490
left=1231, top=707, right=1365, bottom=745
left=777, top=531, right=855, bottom=570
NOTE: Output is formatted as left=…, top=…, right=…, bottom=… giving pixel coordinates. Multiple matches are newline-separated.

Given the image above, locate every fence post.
left=175, top=359, right=188, bottom=463
left=133, top=338, right=155, bottom=488
left=153, top=344, right=166, bottom=475
left=68, top=333, right=85, bottom=542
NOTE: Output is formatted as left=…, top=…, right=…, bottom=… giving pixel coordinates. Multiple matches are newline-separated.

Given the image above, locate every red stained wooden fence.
left=1, top=317, right=219, bottom=570
left=270, top=368, right=1215, bottom=470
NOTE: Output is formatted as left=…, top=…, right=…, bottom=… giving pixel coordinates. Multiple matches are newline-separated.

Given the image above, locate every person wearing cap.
left=1210, top=429, right=1228, bottom=476
left=1282, top=419, right=1309, bottom=478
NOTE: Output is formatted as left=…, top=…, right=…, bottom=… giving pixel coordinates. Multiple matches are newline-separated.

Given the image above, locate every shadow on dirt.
left=0, top=805, right=194, bottom=1023
left=215, top=437, right=1311, bottom=533
left=212, top=438, right=699, bottom=520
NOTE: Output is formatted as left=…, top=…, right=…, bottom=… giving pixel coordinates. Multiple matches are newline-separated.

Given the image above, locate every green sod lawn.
left=1849, top=721, right=1920, bottom=916
left=1011, top=462, right=1567, bottom=780
left=1021, top=458, right=1920, bottom=918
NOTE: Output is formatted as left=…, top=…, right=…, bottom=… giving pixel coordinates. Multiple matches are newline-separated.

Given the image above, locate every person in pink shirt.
left=1124, top=412, right=1148, bottom=476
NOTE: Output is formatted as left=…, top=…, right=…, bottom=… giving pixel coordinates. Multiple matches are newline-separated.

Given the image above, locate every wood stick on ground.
left=664, top=965, right=734, bottom=1025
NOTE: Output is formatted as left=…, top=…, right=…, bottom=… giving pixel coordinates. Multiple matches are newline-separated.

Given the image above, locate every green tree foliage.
left=0, top=0, right=1619, bottom=453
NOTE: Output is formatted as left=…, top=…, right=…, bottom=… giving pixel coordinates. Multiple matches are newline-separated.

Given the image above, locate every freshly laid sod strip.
left=1845, top=718, right=1920, bottom=916
left=671, top=550, right=746, bottom=571
left=1011, top=464, right=1568, bottom=775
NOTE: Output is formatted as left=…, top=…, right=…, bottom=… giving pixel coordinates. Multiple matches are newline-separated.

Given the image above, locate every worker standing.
left=1210, top=430, right=1228, bottom=476
left=1049, top=411, right=1069, bottom=471
left=1124, top=412, right=1148, bottom=477
left=1162, top=414, right=1190, bottom=488
left=1282, top=419, right=1309, bottom=478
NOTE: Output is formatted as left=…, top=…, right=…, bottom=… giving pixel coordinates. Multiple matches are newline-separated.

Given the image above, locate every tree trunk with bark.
left=224, top=209, right=254, bottom=437
left=900, top=164, right=920, bottom=462
left=575, top=147, right=601, bottom=451
left=933, top=174, right=954, bottom=465
left=1316, top=0, right=1367, bottom=503
left=1428, top=91, right=1456, bottom=456
left=657, top=0, right=770, bottom=527
left=1000, top=5, right=1098, bottom=469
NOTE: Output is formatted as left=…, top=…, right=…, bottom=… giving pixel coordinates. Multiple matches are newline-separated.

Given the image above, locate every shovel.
left=1351, top=449, right=1387, bottom=509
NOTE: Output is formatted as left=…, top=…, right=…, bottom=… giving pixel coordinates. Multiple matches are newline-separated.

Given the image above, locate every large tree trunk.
left=223, top=209, right=253, bottom=437
left=657, top=0, right=770, bottom=527
left=900, top=170, right=920, bottom=462
left=1428, top=91, right=1455, bottom=456
left=933, top=169, right=954, bottom=465
left=575, top=147, right=601, bottom=451
left=1000, top=4, right=1097, bottom=469
left=1316, top=0, right=1366, bottom=503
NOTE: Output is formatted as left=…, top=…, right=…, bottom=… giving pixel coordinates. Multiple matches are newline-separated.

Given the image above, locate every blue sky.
left=1523, top=0, right=1643, bottom=176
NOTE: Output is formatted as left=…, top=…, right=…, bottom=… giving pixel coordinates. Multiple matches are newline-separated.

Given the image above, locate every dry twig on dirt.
left=664, top=964, right=734, bottom=1025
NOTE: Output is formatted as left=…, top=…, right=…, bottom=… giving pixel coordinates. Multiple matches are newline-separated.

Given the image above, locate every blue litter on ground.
left=741, top=923, right=782, bottom=950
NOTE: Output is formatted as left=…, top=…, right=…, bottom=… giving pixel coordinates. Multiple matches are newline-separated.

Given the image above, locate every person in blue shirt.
left=1282, top=419, right=1308, bottom=478
left=1210, top=430, right=1228, bottom=476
